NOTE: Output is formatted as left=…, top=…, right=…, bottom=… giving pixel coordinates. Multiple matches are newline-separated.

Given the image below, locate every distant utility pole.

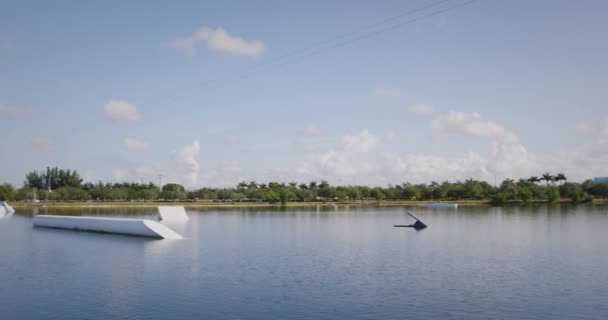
left=46, top=166, right=51, bottom=203
left=158, top=174, right=164, bottom=191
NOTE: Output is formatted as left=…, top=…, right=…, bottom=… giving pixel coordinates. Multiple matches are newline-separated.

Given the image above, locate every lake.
left=1, top=205, right=607, bottom=319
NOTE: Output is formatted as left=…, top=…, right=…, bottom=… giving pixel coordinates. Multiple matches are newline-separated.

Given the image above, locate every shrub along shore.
left=1, top=168, right=607, bottom=207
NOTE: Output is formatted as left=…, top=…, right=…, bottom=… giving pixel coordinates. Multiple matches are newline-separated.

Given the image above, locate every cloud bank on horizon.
left=101, top=107, right=608, bottom=188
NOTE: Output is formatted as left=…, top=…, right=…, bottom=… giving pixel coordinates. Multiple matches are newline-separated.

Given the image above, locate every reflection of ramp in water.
left=157, top=206, right=189, bottom=222
left=33, top=215, right=183, bottom=239
left=394, top=211, right=427, bottom=230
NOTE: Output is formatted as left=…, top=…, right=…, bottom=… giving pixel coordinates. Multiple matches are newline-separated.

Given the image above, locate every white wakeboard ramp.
left=1, top=201, right=15, bottom=218
left=157, top=206, right=189, bottom=222
left=32, top=215, right=183, bottom=240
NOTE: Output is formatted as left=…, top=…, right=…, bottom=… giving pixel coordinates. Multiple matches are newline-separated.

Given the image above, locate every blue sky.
left=1, top=0, right=607, bottom=188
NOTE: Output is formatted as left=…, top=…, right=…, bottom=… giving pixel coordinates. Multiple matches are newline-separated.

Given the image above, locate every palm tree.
left=309, top=181, right=318, bottom=190
left=541, top=172, right=554, bottom=187
left=517, top=178, right=529, bottom=186
left=555, top=173, right=567, bottom=185
left=528, top=176, right=541, bottom=184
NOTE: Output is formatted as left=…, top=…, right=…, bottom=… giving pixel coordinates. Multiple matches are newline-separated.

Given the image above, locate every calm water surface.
left=1, top=205, right=607, bottom=319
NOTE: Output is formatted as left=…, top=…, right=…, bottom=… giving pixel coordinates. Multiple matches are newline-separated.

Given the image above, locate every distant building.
left=593, top=177, right=608, bottom=183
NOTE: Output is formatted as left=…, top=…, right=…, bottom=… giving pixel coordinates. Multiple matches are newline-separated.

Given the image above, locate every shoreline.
left=10, top=199, right=607, bottom=209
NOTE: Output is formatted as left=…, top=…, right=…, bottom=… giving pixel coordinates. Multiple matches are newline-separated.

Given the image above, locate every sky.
left=1, top=0, right=607, bottom=188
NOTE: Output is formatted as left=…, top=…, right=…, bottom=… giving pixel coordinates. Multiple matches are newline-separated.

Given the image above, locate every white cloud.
left=379, top=151, right=492, bottom=184
left=408, top=103, right=434, bottom=115
left=431, top=111, right=529, bottom=174
left=296, top=151, right=373, bottom=182
left=302, top=124, right=322, bottom=136
left=196, top=27, right=264, bottom=57
left=79, top=114, right=608, bottom=187
left=0, top=102, right=33, bottom=117
left=295, top=129, right=380, bottom=183
left=431, top=111, right=516, bottom=142
left=169, top=140, right=201, bottom=187
left=343, top=129, right=379, bottom=153
left=169, top=26, right=264, bottom=57
left=31, top=138, right=58, bottom=151
left=371, top=86, right=401, bottom=98
left=293, top=112, right=567, bottom=185
left=103, top=100, right=142, bottom=122
left=123, top=137, right=150, bottom=151
left=117, top=140, right=207, bottom=188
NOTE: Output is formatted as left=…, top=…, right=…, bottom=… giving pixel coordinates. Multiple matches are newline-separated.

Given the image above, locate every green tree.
left=278, top=188, right=295, bottom=205
left=0, top=183, right=16, bottom=201
left=265, top=190, right=280, bottom=204
left=499, top=179, right=519, bottom=200
left=16, top=188, right=34, bottom=201
left=541, top=172, right=554, bottom=187
left=546, top=186, right=560, bottom=203
left=490, top=192, right=507, bottom=205
left=588, top=183, right=608, bottom=198
left=24, top=171, right=45, bottom=189
left=569, top=191, right=582, bottom=203
left=296, top=188, right=315, bottom=202
left=24, top=167, right=83, bottom=189
left=248, top=181, right=258, bottom=190
left=318, top=180, right=332, bottom=198
left=400, top=183, right=421, bottom=200
left=160, top=183, right=187, bottom=200
left=308, top=181, right=318, bottom=190
left=136, top=188, right=160, bottom=200
left=518, top=187, right=532, bottom=202
left=54, top=187, right=90, bottom=201
left=559, top=182, right=582, bottom=199
left=371, top=188, right=384, bottom=202
left=554, top=173, right=567, bottom=185
left=237, top=181, right=248, bottom=190
left=462, top=179, right=483, bottom=199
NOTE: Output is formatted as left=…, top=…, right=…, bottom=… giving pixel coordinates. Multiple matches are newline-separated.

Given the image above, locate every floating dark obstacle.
left=394, top=211, right=427, bottom=230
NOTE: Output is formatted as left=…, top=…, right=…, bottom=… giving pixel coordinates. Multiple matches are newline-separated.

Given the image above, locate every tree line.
left=1, top=167, right=608, bottom=204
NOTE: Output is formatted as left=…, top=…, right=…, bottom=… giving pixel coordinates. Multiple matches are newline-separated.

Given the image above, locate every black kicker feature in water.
left=394, top=210, right=427, bottom=230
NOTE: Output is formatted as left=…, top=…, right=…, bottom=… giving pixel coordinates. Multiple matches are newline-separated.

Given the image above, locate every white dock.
left=32, top=215, right=183, bottom=239
left=419, top=202, right=458, bottom=209
left=157, top=206, right=189, bottom=222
